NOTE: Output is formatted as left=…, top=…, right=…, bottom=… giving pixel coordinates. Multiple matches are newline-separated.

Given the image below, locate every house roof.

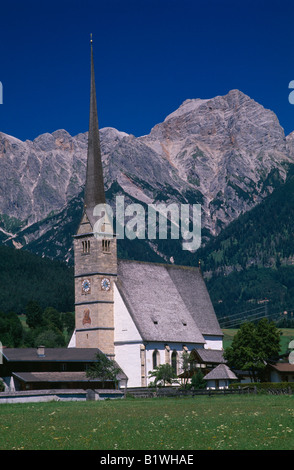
left=191, top=348, right=226, bottom=364
left=203, top=364, right=238, bottom=381
left=13, top=371, right=100, bottom=383
left=116, top=259, right=222, bottom=343
left=269, top=363, right=294, bottom=373
left=12, top=371, right=118, bottom=383
left=2, top=348, right=101, bottom=362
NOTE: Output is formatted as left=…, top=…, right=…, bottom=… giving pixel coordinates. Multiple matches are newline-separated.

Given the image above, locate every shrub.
left=229, top=382, right=294, bottom=393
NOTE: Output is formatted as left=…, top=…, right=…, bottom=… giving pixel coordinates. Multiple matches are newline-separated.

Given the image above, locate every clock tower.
left=73, top=38, right=117, bottom=358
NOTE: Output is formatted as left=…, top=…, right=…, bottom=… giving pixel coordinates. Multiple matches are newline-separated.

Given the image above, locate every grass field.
left=0, top=395, right=294, bottom=450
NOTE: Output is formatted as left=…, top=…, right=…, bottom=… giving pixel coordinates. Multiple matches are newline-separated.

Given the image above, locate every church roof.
left=116, top=259, right=222, bottom=344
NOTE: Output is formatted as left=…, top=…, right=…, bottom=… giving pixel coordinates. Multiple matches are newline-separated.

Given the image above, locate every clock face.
left=82, top=279, right=91, bottom=293
left=101, top=277, right=111, bottom=291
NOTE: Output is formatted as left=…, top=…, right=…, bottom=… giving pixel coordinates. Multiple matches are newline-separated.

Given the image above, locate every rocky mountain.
left=1, top=89, right=294, bottom=263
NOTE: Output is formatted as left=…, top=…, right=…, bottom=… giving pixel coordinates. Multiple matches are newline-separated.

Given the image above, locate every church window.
left=152, top=349, right=160, bottom=369
left=82, top=240, right=90, bottom=254
left=171, top=350, right=178, bottom=375
left=102, top=239, right=110, bottom=253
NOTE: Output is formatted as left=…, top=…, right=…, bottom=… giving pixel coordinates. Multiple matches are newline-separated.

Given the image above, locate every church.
left=68, top=39, right=224, bottom=388
left=0, top=40, right=224, bottom=392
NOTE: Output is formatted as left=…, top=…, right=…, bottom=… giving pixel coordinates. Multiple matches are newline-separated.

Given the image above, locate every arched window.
left=171, top=350, right=178, bottom=375
left=152, top=349, right=160, bottom=369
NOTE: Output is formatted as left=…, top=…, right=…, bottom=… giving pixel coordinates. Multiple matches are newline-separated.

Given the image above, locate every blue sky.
left=1, top=0, right=294, bottom=141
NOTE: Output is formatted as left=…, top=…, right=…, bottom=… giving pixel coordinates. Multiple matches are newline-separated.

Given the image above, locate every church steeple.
left=73, top=38, right=117, bottom=357
left=84, top=35, right=106, bottom=226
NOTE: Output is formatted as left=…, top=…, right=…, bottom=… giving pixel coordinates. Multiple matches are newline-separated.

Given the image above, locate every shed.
left=203, top=364, right=237, bottom=390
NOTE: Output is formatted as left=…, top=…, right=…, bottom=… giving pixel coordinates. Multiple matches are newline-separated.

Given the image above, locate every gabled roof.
left=116, top=259, right=222, bottom=344
left=13, top=371, right=126, bottom=383
left=203, top=364, right=237, bottom=381
left=13, top=371, right=101, bottom=383
left=268, top=363, right=294, bottom=373
left=3, top=348, right=103, bottom=363
left=191, top=348, right=226, bottom=364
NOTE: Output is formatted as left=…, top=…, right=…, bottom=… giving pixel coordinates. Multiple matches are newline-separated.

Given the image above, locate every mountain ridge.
left=1, top=89, right=294, bottom=262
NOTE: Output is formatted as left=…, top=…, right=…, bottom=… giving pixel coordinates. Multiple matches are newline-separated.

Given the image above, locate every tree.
left=191, top=370, right=206, bottom=390
left=43, top=307, right=63, bottom=332
left=148, top=363, right=178, bottom=387
left=86, top=352, right=122, bottom=389
left=25, top=301, right=43, bottom=329
left=62, top=311, right=75, bottom=335
left=180, top=351, right=197, bottom=388
left=34, top=329, right=66, bottom=348
left=224, top=319, right=281, bottom=382
left=0, top=311, right=24, bottom=347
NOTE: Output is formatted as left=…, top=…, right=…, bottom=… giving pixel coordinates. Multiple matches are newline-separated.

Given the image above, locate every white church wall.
left=203, top=335, right=223, bottom=350
left=115, top=342, right=142, bottom=387
left=145, top=342, right=202, bottom=386
left=114, top=284, right=143, bottom=388
left=68, top=330, right=76, bottom=348
left=113, top=284, right=142, bottom=343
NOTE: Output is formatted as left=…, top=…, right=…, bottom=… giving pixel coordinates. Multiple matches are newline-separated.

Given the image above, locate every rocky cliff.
left=1, top=89, right=293, bottom=262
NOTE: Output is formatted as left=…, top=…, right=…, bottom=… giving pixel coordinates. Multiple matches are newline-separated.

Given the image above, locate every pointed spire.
left=84, top=35, right=106, bottom=224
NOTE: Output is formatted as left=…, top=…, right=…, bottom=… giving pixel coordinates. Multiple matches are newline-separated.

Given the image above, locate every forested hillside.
left=196, top=165, right=294, bottom=326
left=197, top=164, right=294, bottom=274
left=0, top=245, right=74, bottom=314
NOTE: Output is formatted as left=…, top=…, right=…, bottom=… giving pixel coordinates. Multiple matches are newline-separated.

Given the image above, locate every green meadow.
left=0, top=395, right=294, bottom=450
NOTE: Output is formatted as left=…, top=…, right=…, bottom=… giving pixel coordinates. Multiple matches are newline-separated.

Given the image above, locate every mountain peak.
left=164, top=98, right=209, bottom=122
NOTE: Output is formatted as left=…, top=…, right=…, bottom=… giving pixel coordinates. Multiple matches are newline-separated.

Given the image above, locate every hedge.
left=229, top=382, right=294, bottom=393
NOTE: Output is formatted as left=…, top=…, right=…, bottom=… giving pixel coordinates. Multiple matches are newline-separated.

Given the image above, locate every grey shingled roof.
left=2, top=348, right=101, bottom=362
left=203, top=364, right=238, bottom=381
left=12, top=371, right=118, bottom=383
left=116, top=260, right=222, bottom=343
left=13, top=372, right=98, bottom=383
left=193, top=349, right=226, bottom=364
